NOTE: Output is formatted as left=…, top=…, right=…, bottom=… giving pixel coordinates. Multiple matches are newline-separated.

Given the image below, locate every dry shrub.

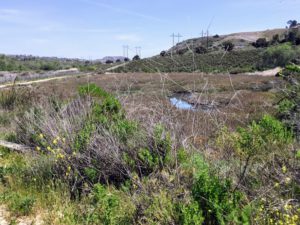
left=15, top=84, right=173, bottom=194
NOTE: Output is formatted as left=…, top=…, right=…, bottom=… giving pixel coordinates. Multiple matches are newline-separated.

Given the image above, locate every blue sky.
left=0, top=0, right=299, bottom=59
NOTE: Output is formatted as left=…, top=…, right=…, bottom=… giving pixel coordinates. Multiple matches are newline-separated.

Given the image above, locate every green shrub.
left=153, top=124, right=172, bottom=166
left=236, top=115, right=293, bottom=159
left=191, top=155, right=248, bottom=225
left=6, top=193, right=35, bottom=216
left=223, top=41, right=234, bottom=51
left=178, top=200, right=204, bottom=225
left=261, top=43, right=300, bottom=68
left=88, top=184, right=135, bottom=225
left=278, top=99, right=296, bottom=115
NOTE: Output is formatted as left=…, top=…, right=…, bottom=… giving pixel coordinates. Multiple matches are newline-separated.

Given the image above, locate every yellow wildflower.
left=285, top=177, right=291, bottom=184
left=47, top=146, right=51, bottom=151
left=39, top=133, right=44, bottom=139
left=36, top=146, right=41, bottom=151
left=53, top=139, right=58, bottom=145
left=282, top=165, right=287, bottom=174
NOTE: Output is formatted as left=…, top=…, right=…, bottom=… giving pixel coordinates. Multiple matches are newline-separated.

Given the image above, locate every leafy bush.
left=260, top=43, right=300, bottom=68
left=253, top=38, right=269, bottom=48
left=3, top=193, right=35, bottom=216
left=223, top=41, right=234, bottom=51
left=191, top=155, right=249, bottom=225
left=87, top=184, right=135, bottom=225
left=236, top=115, right=293, bottom=160
left=132, top=55, right=141, bottom=61
left=195, top=46, right=207, bottom=54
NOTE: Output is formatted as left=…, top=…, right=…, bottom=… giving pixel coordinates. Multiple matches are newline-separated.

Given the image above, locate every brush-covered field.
left=0, top=67, right=300, bottom=225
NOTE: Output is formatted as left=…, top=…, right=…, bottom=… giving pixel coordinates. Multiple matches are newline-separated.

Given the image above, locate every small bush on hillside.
left=223, top=41, right=234, bottom=51
left=160, top=51, right=167, bottom=57
left=253, top=38, right=269, bottom=48
left=132, top=55, right=141, bottom=61
left=194, top=46, right=207, bottom=54
left=105, top=60, right=114, bottom=64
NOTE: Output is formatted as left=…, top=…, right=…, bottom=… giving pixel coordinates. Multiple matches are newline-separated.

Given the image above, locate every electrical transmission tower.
left=135, top=46, right=142, bottom=57
left=170, top=33, right=183, bottom=56
left=122, top=45, right=129, bottom=58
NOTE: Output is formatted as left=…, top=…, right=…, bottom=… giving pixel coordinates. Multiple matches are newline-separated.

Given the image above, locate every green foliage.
left=2, top=193, right=35, bottom=216
left=74, top=122, right=96, bottom=152
left=286, top=64, right=300, bottom=73
left=138, top=148, right=159, bottom=169
left=78, top=83, right=109, bottom=99
left=178, top=200, right=204, bottom=225
left=191, top=155, right=248, bottom=225
left=142, top=191, right=178, bottom=224
left=84, top=168, right=98, bottom=182
left=261, top=43, right=300, bottom=68
left=236, top=115, right=293, bottom=159
left=89, top=184, right=135, bottom=225
left=278, top=99, right=296, bottom=115
left=113, top=49, right=262, bottom=73
left=153, top=124, right=172, bottom=166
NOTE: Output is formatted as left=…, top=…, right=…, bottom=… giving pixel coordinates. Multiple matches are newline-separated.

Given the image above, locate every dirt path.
left=0, top=206, right=9, bottom=225
left=244, top=67, right=281, bottom=76
left=0, top=205, right=43, bottom=225
left=0, top=72, right=91, bottom=89
left=105, top=62, right=128, bottom=72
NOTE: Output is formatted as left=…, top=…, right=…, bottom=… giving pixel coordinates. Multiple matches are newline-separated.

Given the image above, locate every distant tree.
left=105, top=60, right=114, bottom=64
left=286, top=30, right=297, bottom=44
left=213, top=34, right=220, bottom=38
left=116, top=59, right=121, bottom=63
left=223, top=41, right=234, bottom=51
left=124, top=57, right=130, bottom=62
left=195, top=46, right=207, bottom=54
left=253, top=38, right=269, bottom=48
left=132, top=55, right=140, bottom=61
left=160, top=51, right=167, bottom=57
left=271, top=34, right=280, bottom=44
left=287, top=20, right=298, bottom=28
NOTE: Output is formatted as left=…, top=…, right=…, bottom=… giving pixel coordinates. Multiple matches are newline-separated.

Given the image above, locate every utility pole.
left=123, top=45, right=129, bottom=58
left=135, top=46, right=141, bottom=57
left=170, top=33, right=183, bottom=56
left=206, top=29, right=209, bottom=49
left=177, top=33, right=183, bottom=43
left=170, top=33, right=176, bottom=48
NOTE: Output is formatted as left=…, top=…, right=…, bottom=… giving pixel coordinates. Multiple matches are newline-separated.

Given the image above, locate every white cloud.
left=114, top=34, right=141, bottom=42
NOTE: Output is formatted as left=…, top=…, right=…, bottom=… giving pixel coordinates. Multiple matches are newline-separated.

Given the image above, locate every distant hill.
left=113, top=28, right=300, bottom=73
left=165, top=28, right=287, bottom=55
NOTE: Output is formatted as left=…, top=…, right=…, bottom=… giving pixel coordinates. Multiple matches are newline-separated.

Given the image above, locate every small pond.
left=170, top=97, right=195, bottom=110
